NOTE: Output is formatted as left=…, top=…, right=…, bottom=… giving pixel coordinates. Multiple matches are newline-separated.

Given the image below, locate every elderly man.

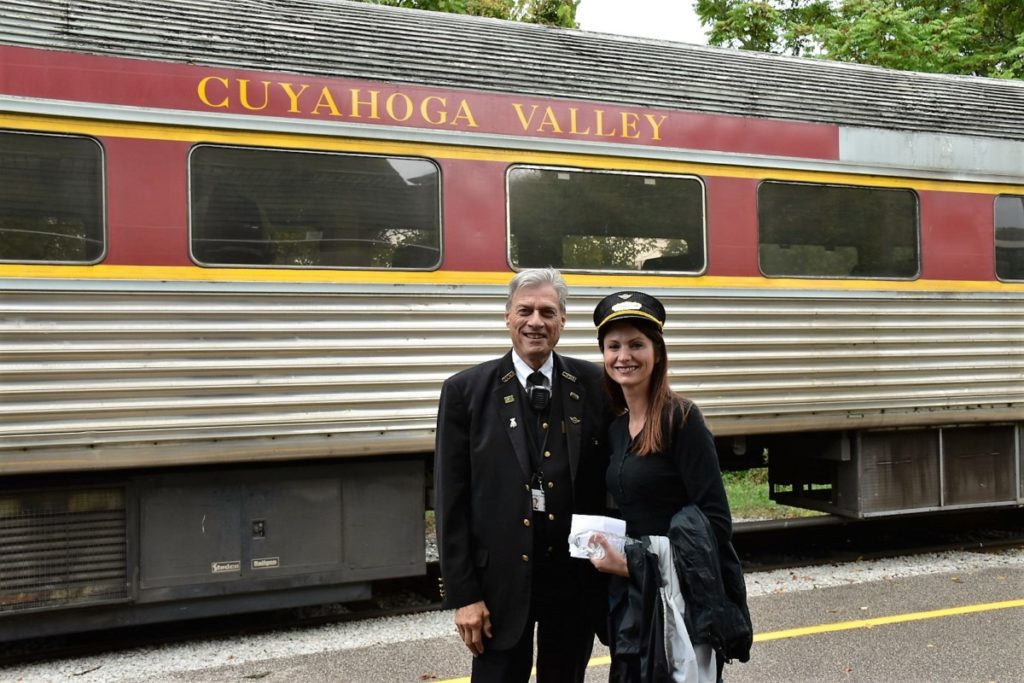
left=434, top=268, right=610, bottom=683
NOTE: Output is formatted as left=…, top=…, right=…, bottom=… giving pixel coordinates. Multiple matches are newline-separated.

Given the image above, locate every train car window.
left=758, top=181, right=919, bottom=279
left=995, top=195, right=1024, bottom=281
left=189, top=146, right=441, bottom=269
left=0, top=131, right=104, bottom=263
left=507, top=166, right=705, bottom=273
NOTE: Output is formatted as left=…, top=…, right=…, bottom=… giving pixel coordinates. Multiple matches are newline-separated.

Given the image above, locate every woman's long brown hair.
left=600, top=320, right=688, bottom=456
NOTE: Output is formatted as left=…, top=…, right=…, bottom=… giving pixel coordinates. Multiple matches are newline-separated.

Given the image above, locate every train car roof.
left=3, top=0, right=1023, bottom=141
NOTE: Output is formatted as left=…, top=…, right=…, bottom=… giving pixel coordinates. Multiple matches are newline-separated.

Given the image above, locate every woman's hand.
left=588, top=533, right=629, bottom=577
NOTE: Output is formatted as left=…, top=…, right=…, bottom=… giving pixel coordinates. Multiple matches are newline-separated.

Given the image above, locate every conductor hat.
left=593, top=291, right=666, bottom=336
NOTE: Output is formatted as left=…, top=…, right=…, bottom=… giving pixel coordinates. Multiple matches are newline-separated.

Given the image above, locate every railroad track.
left=3, top=508, right=1021, bottom=667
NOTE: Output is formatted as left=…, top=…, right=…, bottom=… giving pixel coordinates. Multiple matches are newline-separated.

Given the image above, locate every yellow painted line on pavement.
left=435, top=598, right=1024, bottom=682
left=754, top=597, right=1024, bottom=642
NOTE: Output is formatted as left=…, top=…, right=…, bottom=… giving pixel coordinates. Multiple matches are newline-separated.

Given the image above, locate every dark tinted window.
left=508, top=167, right=705, bottom=273
left=758, top=181, right=918, bottom=278
left=0, top=131, right=104, bottom=263
left=995, top=195, right=1024, bottom=281
left=190, top=146, right=441, bottom=269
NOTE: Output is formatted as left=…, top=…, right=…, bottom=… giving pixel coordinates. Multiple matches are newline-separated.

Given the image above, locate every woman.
left=589, top=290, right=750, bottom=682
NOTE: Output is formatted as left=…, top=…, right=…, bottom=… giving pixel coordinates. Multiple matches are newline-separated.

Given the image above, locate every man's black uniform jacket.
left=434, top=350, right=610, bottom=650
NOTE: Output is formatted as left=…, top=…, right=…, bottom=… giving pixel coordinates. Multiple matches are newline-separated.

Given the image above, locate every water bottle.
left=568, top=529, right=633, bottom=559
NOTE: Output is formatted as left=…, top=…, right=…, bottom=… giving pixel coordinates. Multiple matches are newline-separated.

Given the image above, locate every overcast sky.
left=576, top=0, right=708, bottom=45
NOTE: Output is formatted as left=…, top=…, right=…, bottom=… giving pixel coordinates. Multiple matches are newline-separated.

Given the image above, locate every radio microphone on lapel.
left=526, top=371, right=550, bottom=412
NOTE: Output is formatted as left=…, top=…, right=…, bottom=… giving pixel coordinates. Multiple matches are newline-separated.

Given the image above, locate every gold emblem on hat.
left=611, top=301, right=643, bottom=312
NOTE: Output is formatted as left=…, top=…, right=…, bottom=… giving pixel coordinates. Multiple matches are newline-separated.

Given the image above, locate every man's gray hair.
left=507, top=268, right=568, bottom=313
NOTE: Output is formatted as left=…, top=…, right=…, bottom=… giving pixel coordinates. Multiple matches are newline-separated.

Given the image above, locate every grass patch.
left=723, top=468, right=823, bottom=521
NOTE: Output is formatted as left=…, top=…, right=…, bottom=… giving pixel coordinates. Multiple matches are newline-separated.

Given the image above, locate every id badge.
left=531, top=488, right=546, bottom=512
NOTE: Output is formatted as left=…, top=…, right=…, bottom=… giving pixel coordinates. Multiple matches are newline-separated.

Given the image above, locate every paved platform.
left=160, top=564, right=1023, bottom=683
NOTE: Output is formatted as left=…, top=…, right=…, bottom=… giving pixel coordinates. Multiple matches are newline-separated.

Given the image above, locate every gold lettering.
left=594, top=110, right=617, bottom=137
left=350, top=89, right=380, bottom=119
left=279, top=83, right=310, bottom=113
left=450, top=99, right=478, bottom=128
left=620, top=112, right=640, bottom=139
left=420, top=96, right=447, bottom=125
left=537, top=107, right=563, bottom=133
left=197, top=76, right=667, bottom=142
left=238, top=80, right=271, bottom=111
left=197, top=76, right=230, bottom=108
left=645, top=114, right=667, bottom=141
left=311, top=87, right=341, bottom=116
left=512, top=103, right=540, bottom=131
left=568, top=108, right=591, bottom=135
left=386, top=93, right=414, bottom=122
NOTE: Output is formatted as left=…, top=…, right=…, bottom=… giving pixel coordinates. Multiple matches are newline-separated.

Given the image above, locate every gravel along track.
left=4, top=546, right=1021, bottom=683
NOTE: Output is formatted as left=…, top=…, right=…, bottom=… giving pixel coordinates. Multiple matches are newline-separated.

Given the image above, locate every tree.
left=694, top=0, right=1024, bottom=78
left=367, top=0, right=580, bottom=27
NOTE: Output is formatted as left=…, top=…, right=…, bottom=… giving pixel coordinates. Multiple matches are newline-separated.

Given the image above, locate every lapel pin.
left=509, top=417, right=518, bottom=429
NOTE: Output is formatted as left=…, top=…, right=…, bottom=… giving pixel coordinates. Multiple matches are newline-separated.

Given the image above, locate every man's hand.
left=455, top=600, right=492, bottom=655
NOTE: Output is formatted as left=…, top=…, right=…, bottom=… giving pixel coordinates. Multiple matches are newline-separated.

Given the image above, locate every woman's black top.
left=605, top=400, right=750, bottom=678
left=606, top=400, right=732, bottom=543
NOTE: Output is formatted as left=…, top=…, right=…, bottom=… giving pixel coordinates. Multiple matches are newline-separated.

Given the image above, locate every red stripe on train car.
left=104, top=138, right=191, bottom=266
left=705, top=176, right=760, bottom=277
left=0, top=45, right=840, bottom=160
left=920, top=190, right=996, bottom=281
left=439, top=160, right=511, bottom=273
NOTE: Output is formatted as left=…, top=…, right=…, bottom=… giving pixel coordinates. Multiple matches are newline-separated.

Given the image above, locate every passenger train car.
left=1, top=0, right=1021, bottom=638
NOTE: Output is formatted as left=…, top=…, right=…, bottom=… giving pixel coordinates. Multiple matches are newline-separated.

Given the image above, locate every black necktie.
left=527, top=371, right=550, bottom=412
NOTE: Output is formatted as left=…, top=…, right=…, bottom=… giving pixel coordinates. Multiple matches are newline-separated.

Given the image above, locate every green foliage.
left=560, top=236, right=688, bottom=270
left=722, top=468, right=824, bottom=520
left=519, top=0, right=581, bottom=26
left=0, top=217, right=100, bottom=262
left=367, top=0, right=580, bottom=27
left=695, top=0, right=1024, bottom=78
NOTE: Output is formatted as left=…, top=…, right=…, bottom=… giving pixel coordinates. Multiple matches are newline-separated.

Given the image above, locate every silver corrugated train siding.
left=1, top=285, right=1021, bottom=474
left=1, top=0, right=1023, bottom=141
